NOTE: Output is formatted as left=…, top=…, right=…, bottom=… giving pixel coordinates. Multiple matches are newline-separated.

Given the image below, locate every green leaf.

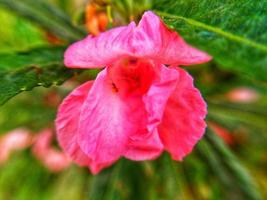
left=0, top=47, right=79, bottom=106
left=153, top=0, right=267, bottom=81
left=88, top=160, right=123, bottom=200
left=0, top=47, right=65, bottom=70
left=0, top=152, right=88, bottom=200
left=0, top=0, right=86, bottom=42
left=207, top=101, right=267, bottom=132
left=0, top=8, right=47, bottom=53
left=0, top=87, right=56, bottom=132
left=157, top=154, right=186, bottom=200
left=205, top=130, right=263, bottom=200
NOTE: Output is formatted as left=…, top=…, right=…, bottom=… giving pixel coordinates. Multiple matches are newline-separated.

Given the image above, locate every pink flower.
left=56, top=11, right=211, bottom=174
left=0, top=128, right=32, bottom=164
left=226, top=87, right=260, bottom=103
left=32, top=129, right=71, bottom=172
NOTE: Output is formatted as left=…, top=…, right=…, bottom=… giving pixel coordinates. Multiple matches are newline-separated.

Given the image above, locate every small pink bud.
left=0, top=129, right=32, bottom=164
left=226, top=87, right=260, bottom=103
left=32, top=129, right=71, bottom=172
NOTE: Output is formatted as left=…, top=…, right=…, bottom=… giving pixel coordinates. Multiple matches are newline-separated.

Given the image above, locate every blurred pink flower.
left=208, top=122, right=234, bottom=145
left=56, top=11, right=211, bottom=174
left=32, top=129, right=71, bottom=172
left=0, top=128, right=32, bottom=164
left=226, top=87, right=260, bottom=103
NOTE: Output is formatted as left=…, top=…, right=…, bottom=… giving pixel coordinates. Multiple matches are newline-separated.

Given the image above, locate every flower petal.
left=32, top=129, right=71, bottom=172
left=32, top=129, right=53, bottom=159
left=124, top=64, right=179, bottom=160
left=77, top=68, right=154, bottom=172
left=123, top=129, right=163, bottom=160
left=158, top=67, right=207, bottom=160
left=133, top=11, right=212, bottom=65
left=64, top=22, right=135, bottom=68
left=56, top=81, right=93, bottom=167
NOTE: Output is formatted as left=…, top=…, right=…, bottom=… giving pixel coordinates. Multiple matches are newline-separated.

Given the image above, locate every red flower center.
left=107, top=58, right=157, bottom=97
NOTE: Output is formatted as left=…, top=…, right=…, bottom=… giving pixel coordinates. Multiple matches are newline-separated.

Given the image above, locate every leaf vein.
left=155, top=10, right=267, bottom=52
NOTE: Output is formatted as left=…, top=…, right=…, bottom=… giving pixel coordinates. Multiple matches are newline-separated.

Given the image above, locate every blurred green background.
left=0, top=0, right=266, bottom=199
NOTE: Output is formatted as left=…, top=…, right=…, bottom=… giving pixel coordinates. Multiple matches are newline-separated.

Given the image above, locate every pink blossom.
left=32, top=129, right=71, bottom=172
left=0, top=128, right=32, bottom=164
left=226, top=87, right=260, bottom=103
left=56, top=11, right=211, bottom=174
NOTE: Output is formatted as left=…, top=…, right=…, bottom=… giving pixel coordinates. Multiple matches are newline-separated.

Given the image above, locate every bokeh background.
left=0, top=0, right=266, bottom=199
